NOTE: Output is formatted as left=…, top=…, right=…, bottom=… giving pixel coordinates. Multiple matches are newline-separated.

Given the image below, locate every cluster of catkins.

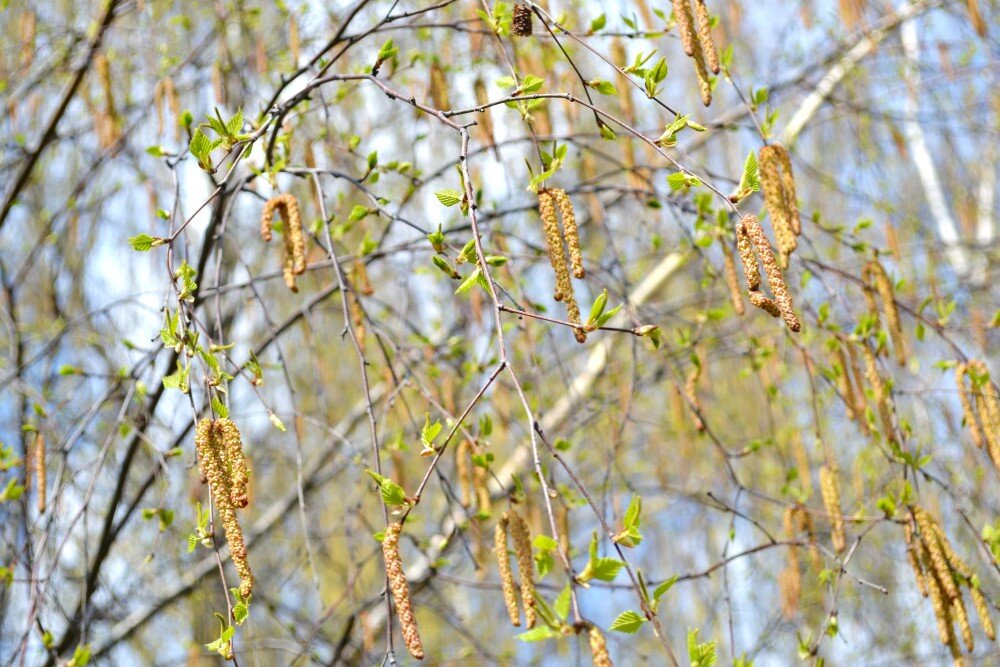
left=830, top=336, right=869, bottom=435
left=735, top=214, right=801, bottom=331
left=758, top=143, right=801, bottom=268
left=494, top=509, right=537, bottom=628
left=673, top=0, right=719, bottom=105
left=538, top=189, right=587, bottom=342
left=195, top=418, right=254, bottom=599
left=512, top=4, right=533, bottom=37
left=260, top=194, right=306, bottom=292
left=955, top=360, right=1000, bottom=472
left=905, top=506, right=995, bottom=663
left=862, top=260, right=907, bottom=365
left=383, top=521, right=425, bottom=660
left=456, top=439, right=491, bottom=514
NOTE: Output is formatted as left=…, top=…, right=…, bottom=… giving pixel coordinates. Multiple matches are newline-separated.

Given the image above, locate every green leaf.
left=211, top=396, right=229, bottom=419
left=435, top=189, right=463, bottom=207
left=520, top=74, right=544, bottom=94
left=455, top=267, right=483, bottom=295
left=365, top=469, right=408, bottom=506
left=129, top=233, right=165, bottom=251
left=517, top=626, right=559, bottom=642
left=588, top=79, right=618, bottom=96
left=652, top=575, right=678, bottom=603
left=68, top=644, right=91, bottom=667
left=623, top=494, right=641, bottom=529
left=589, top=13, right=606, bottom=33
left=587, top=290, right=608, bottom=326
left=554, top=584, right=572, bottom=621
left=348, top=205, right=370, bottom=223
left=737, top=150, right=760, bottom=194
left=609, top=610, right=646, bottom=633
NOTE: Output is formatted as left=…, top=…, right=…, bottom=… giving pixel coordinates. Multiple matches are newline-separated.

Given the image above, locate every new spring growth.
left=862, top=260, right=906, bottom=365
left=819, top=464, right=846, bottom=553
left=260, top=194, right=306, bottom=292
left=538, top=189, right=586, bottom=343
left=35, top=432, right=45, bottom=513
left=494, top=514, right=521, bottom=626
left=736, top=215, right=801, bottom=331
left=512, top=4, right=533, bottom=37
left=383, top=522, right=425, bottom=660
left=759, top=144, right=800, bottom=268
left=673, top=0, right=717, bottom=105
left=195, top=419, right=254, bottom=599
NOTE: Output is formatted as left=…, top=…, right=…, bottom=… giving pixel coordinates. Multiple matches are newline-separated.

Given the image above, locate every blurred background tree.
left=0, top=0, right=997, bottom=664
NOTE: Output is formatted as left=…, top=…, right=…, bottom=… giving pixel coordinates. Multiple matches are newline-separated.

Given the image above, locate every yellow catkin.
left=920, top=540, right=955, bottom=646
left=383, top=522, right=425, bottom=660
left=952, top=594, right=974, bottom=652
left=512, top=4, right=533, bottom=36
left=260, top=194, right=306, bottom=292
left=507, top=510, right=536, bottom=629
left=217, top=419, right=249, bottom=509
left=913, top=507, right=959, bottom=602
left=35, top=432, right=46, bottom=513
left=473, top=460, right=491, bottom=515
left=456, top=440, right=473, bottom=507
left=862, top=345, right=895, bottom=443
left=832, top=345, right=858, bottom=421
left=685, top=363, right=705, bottom=431
left=736, top=223, right=760, bottom=290
left=966, top=360, right=1000, bottom=470
left=289, top=16, right=300, bottom=64
left=738, top=215, right=801, bottom=331
left=956, top=363, right=984, bottom=448
left=748, top=290, right=781, bottom=318
left=970, top=586, right=995, bottom=641
left=163, top=77, right=181, bottom=142
left=794, top=506, right=822, bottom=570
left=778, top=566, right=800, bottom=620
left=844, top=342, right=869, bottom=434
left=759, top=145, right=797, bottom=267
left=195, top=419, right=254, bottom=599
left=429, top=62, right=450, bottom=111
left=494, top=515, right=521, bottom=626
left=153, top=80, right=165, bottom=137
left=863, top=261, right=906, bottom=365
left=904, top=520, right=928, bottom=597
left=694, top=1, right=720, bottom=74
left=819, top=465, right=846, bottom=553
left=784, top=506, right=801, bottom=572
left=353, top=259, right=374, bottom=296
left=775, top=144, right=801, bottom=235
left=539, top=190, right=586, bottom=343
left=553, top=189, right=584, bottom=279
left=556, top=503, right=570, bottom=559
left=588, top=625, right=613, bottom=667
left=723, top=240, right=744, bottom=315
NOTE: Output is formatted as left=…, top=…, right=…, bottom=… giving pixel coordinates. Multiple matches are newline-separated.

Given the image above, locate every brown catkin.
left=736, top=222, right=760, bottom=290
left=512, top=4, right=533, bottom=36
left=473, top=79, right=498, bottom=158
left=456, top=440, right=473, bottom=507
left=832, top=345, right=858, bottom=421
left=774, top=144, right=801, bottom=235
left=473, top=460, right=491, bottom=514
left=494, top=515, right=521, bottom=626
left=759, top=145, right=797, bottom=267
left=738, top=215, right=801, bottom=331
left=793, top=505, right=822, bottom=570
left=673, top=0, right=698, bottom=57
left=353, top=259, right=374, bottom=296
left=778, top=566, right=800, bottom=619
left=748, top=290, right=781, bottom=318
left=685, top=362, right=705, bottom=431
left=260, top=194, right=306, bottom=292
left=819, top=464, right=846, bottom=553
left=863, top=261, right=906, bottom=365
left=845, top=342, right=870, bottom=434
left=429, top=62, right=450, bottom=111
left=217, top=419, right=249, bottom=509
left=722, top=243, right=745, bottom=315
left=694, top=1, right=721, bottom=74
left=195, top=419, right=254, bottom=598
left=539, top=190, right=568, bottom=301
left=784, top=506, right=801, bottom=572
left=35, top=432, right=46, bottom=513
left=588, top=625, right=613, bottom=667
left=383, top=522, right=424, bottom=660
left=163, top=76, right=181, bottom=142
left=507, top=510, right=536, bottom=628
left=553, top=189, right=584, bottom=279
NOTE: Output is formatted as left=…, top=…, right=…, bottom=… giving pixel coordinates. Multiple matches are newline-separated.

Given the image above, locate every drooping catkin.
left=778, top=566, right=800, bottom=620
left=383, top=522, right=425, bottom=660
left=953, top=594, right=974, bottom=652
left=672, top=0, right=698, bottom=56
left=921, top=540, right=954, bottom=645
left=904, top=519, right=928, bottom=597
left=494, top=514, right=521, bottom=626
left=553, top=189, right=584, bottom=279
left=588, top=625, right=614, bottom=667
left=738, top=215, right=801, bottom=331
left=832, top=344, right=858, bottom=421
left=429, top=62, right=450, bottom=111
left=507, top=510, right=536, bottom=628
left=783, top=506, right=801, bottom=572
left=684, top=362, right=705, bottom=431
left=956, top=363, right=984, bottom=448
left=473, top=459, right=491, bottom=515
left=538, top=190, right=586, bottom=343
left=35, top=432, right=46, bottom=513
left=844, top=342, right=869, bottom=434
left=260, top=194, right=306, bottom=292
left=970, top=586, right=996, bottom=641
left=473, top=78, right=498, bottom=158
left=195, top=419, right=254, bottom=599
left=819, top=464, right=846, bottom=553
left=456, top=440, right=473, bottom=507
left=862, top=344, right=896, bottom=443
left=863, top=261, right=906, bottom=365
left=353, top=259, right=374, bottom=296
left=748, top=290, right=781, bottom=318
left=694, top=1, right=720, bottom=74
left=722, top=243, right=744, bottom=315
left=736, top=222, right=760, bottom=290
left=512, top=4, right=533, bottom=36
left=913, top=507, right=959, bottom=601
left=759, top=145, right=797, bottom=267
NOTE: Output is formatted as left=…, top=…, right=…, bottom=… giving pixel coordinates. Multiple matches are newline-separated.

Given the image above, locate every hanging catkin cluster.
left=862, top=260, right=907, bottom=365
left=955, top=360, right=1000, bottom=472
left=736, top=215, right=801, bottom=331
left=907, top=506, right=995, bottom=659
left=260, top=194, right=306, bottom=292
left=456, top=439, right=491, bottom=514
left=383, top=522, right=425, bottom=660
left=672, top=0, right=719, bottom=105
left=758, top=144, right=801, bottom=268
left=538, top=189, right=586, bottom=343
left=195, top=419, right=254, bottom=598
left=830, top=339, right=868, bottom=434
left=587, top=624, right=614, bottom=667
left=818, top=464, right=846, bottom=553
left=512, top=4, right=533, bottom=36
left=494, top=510, right=536, bottom=628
